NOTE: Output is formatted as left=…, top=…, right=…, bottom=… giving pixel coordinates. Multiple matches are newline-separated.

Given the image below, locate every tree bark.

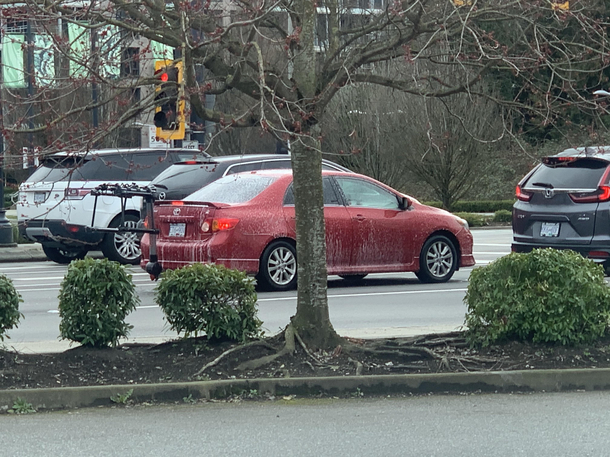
left=289, top=131, right=343, bottom=349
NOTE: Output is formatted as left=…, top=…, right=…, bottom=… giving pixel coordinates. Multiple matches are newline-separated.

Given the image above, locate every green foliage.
left=155, top=263, right=262, bottom=342
left=492, top=209, right=512, bottom=223
left=10, top=398, right=35, bottom=414
left=110, top=388, right=133, bottom=404
left=453, top=212, right=488, bottom=227
left=465, top=249, right=610, bottom=347
left=425, top=200, right=515, bottom=212
left=58, top=258, right=139, bottom=348
left=0, top=274, right=23, bottom=342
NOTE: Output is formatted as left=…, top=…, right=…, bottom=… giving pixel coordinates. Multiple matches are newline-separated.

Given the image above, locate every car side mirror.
left=399, top=196, right=411, bottom=210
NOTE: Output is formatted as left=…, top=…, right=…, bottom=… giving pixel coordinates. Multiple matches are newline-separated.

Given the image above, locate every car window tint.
left=525, top=160, right=608, bottom=190
left=283, top=178, right=341, bottom=206
left=261, top=160, right=292, bottom=170
left=125, top=151, right=173, bottom=181
left=152, top=162, right=222, bottom=190
left=335, top=177, right=399, bottom=209
left=225, top=162, right=263, bottom=174
left=185, top=173, right=277, bottom=203
left=89, top=154, right=130, bottom=181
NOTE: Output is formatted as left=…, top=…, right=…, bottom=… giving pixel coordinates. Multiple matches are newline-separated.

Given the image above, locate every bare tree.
left=3, top=0, right=610, bottom=353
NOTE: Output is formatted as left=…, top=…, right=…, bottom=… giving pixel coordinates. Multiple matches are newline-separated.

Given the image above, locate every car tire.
left=42, top=244, right=87, bottom=264
left=257, top=240, right=297, bottom=291
left=339, top=274, right=368, bottom=281
left=415, top=235, right=457, bottom=283
left=101, top=214, right=141, bottom=265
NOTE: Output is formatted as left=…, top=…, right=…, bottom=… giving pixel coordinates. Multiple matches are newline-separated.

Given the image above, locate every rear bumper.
left=511, top=241, right=610, bottom=263
left=139, top=236, right=260, bottom=274
left=19, top=219, right=104, bottom=248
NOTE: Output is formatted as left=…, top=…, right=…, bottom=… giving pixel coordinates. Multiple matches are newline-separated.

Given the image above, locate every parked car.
left=140, top=170, right=475, bottom=290
left=17, top=148, right=209, bottom=264
left=512, top=146, right=610, bottom=270
left=140, top=153, right=350, bottom=223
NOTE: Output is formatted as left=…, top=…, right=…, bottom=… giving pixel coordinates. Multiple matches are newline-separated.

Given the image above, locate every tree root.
left=236, top=325, right=297, bottom=371
left=194, top=339, right=277, bottom=376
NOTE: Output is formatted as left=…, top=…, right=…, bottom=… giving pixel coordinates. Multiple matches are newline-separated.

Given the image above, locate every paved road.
left=1, top=390, right=608, bottom=456
left=0, top=229, right=513, bottom=351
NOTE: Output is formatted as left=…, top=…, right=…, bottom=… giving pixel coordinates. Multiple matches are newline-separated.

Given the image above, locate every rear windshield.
left=27, top=156, right=112, bottom=182
left=524, top=159, right=608, bottom=190
left=28, top=151, right=180, bottom=183
left=151, top=162, right=222, bottom=190
left=184, top=173, right=277, bottom=204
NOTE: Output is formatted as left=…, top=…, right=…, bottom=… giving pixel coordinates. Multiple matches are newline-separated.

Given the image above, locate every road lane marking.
left=257, top=288, right=467, bottom=302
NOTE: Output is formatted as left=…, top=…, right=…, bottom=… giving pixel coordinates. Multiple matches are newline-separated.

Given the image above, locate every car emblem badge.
left=544, top=188, right=554, bottom=198
left=173, top=208, right=181, bottom=216
left=158, top=192, right=166, bottom=200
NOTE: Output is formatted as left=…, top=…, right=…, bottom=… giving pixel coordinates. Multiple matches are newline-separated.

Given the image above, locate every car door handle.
left=354, top=215, right=366, bottom=222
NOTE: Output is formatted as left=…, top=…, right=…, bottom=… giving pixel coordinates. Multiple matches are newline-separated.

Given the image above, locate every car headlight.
left=455, top=216, right=469, bottom=230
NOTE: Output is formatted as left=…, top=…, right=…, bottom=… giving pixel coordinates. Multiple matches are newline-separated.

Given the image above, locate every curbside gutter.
left=2, top=368, right=610, bottom=412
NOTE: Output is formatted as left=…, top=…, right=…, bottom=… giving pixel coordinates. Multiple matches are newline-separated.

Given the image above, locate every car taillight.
left=516, top=185, right=533, bottom=202
left=65, top=188, right=91, bottom=200
left=569, top=185, right=610, bottom=203
left=201, top=218, right=239, bottom=233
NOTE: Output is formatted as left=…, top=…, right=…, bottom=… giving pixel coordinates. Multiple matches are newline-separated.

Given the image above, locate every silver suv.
left=17, top=148, right=209, bottom=264
left=512, top=146, right=610, bottom=270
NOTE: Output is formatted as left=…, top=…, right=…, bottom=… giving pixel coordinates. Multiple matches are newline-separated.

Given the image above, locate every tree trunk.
left=289, top=131, right=342, bottom=349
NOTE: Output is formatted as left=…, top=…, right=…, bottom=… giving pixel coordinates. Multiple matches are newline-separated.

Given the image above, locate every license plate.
left=169, top=223, right=186, bottom=237
left=34, top=192, right=46, bottom=203
left=540, top=222, right=560, bottom=237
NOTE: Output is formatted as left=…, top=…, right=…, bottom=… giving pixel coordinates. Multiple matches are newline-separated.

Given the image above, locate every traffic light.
left=153, top=60, right=185, bottom=140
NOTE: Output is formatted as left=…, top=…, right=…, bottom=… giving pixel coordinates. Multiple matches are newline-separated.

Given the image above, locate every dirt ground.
left=2, top=331, right=610, bottom=391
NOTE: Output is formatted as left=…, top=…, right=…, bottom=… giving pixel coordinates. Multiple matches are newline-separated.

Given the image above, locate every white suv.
left=17, top=148, right=208, bottom=264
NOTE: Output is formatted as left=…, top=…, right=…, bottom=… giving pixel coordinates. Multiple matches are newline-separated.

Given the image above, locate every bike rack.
left=89, top=183, right=163, bottom=279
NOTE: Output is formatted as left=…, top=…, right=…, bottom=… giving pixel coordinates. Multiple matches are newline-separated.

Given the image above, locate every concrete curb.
left=2, top=368, right=610, bottom=412
left=0, top=244, right=47, bottom=263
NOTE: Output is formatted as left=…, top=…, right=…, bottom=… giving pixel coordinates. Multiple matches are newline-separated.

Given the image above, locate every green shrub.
left=492, top=209, right=512, bottom=223
left=465, top=249, right=610, bottom=346
left=0, top=274, right=22, bottom=341
left=424, top=200, right=515, bottom=212
left=155, top=263, right=262, bottom=342
left=58, top=258, right=139, bottom=348
left=453, top=212, right=488, bottom=227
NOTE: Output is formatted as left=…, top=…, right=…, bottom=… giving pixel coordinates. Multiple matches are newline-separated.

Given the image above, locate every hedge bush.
left=58, top=258, right=139, bottom=348
left=465, top=249, right=610, bottom=346
left=492, top=209, right=512, bottom=223
left=0, top=274, right=22, bottom=341
left=425, top=200, right=515, bottom=212
left=155, top=263, right=262, bottom=342
left=453, top=212, right=487, bottom=227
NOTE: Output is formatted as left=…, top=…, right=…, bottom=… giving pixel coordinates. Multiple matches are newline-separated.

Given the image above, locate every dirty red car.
left=140, top=170, right=475, bottom=291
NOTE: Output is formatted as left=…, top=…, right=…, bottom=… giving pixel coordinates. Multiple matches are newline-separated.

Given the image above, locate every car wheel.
left=339, top=274, right=368, bottom=281
left=42, top=244, right=87, bottom=264
left=258, top=240, right=297, bottom=291
left=415, top=235, right=457, bottom=283
left=101, top=214, right=141, bottom=265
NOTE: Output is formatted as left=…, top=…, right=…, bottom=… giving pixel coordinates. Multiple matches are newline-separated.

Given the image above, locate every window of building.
left=121, top=47, right=140, bottom=77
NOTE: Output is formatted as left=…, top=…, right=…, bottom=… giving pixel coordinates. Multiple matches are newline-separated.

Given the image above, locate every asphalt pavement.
left=1, top=219, right=608, bottom=413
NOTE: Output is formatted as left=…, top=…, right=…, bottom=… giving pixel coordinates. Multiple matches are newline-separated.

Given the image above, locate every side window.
left=283, top=178, right=341, bottom=206
left=261, top=159, right=292, bottom=170
left=126, top=152, right=172, bottom=181
left=226, top=162, right=262, bottom=175
left=335, top=177, right=399, bottom=209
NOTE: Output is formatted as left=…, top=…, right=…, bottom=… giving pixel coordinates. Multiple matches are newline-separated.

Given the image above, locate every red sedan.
left=140, top=170, right=475, bottom=290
